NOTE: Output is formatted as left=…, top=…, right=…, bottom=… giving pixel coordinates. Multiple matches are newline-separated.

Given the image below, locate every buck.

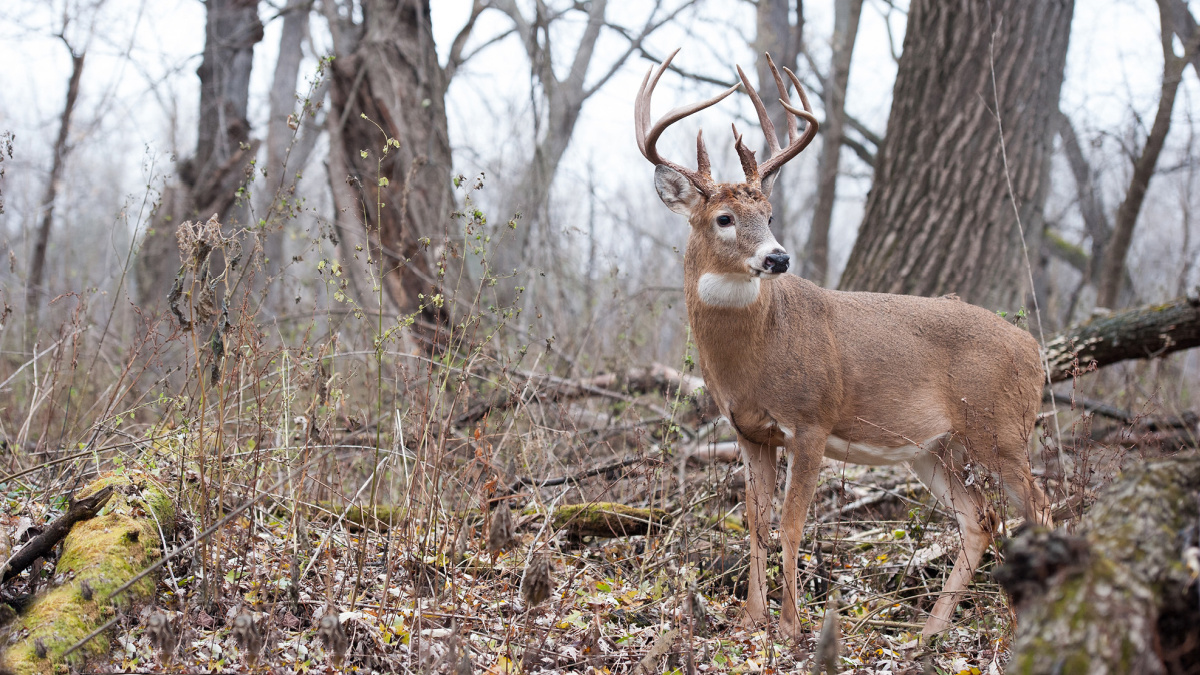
left=636, top=50, right=1052, bottom=637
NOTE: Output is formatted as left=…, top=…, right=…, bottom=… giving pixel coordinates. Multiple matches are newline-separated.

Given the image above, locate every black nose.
left=764, top=252, right=790, bottom=273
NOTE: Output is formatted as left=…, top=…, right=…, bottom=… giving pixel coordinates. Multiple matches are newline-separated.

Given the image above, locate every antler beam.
left=734, top=53, right=819, bottom=191
left=634, top=49, right=740, bottom=196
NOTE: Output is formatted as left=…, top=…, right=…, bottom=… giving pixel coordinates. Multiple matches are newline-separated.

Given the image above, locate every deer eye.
left=716, top=215, right=733, bottom=227
left=768, top=216, right=774, bottom=225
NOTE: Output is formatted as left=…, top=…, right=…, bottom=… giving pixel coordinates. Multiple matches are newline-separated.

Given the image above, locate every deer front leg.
left=778, top=428, right=823, bottom=640
left=739, top=437, right=778, bottom=629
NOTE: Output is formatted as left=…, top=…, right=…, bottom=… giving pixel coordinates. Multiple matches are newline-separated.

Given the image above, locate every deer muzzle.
left=764, top=252, right=790, bottom=274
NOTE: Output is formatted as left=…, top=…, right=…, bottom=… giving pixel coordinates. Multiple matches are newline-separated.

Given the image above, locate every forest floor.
left=3, top=415, right=1155, bottom=675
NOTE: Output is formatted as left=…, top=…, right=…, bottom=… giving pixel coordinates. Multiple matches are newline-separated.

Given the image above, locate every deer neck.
left=682, top=244, right=777, bottom=356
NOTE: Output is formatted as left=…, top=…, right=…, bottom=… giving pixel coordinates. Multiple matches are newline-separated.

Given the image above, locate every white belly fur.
left=823, top=433, right=946, bottom=466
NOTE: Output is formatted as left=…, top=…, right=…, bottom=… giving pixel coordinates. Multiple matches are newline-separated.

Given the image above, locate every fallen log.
left=551, top=502, right=673, bottom=538
left=1046, top=293, right=1200, bottom=382
left=1, top=471, right=174, bottom=675
left=995, top=453, right=1200, bottom=674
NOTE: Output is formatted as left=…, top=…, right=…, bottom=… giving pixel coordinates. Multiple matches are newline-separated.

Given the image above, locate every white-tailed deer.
left=636, top=51, right=1052, bottom=637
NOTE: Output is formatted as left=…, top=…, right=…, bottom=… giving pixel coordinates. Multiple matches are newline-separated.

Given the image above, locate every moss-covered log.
left=551, top=502, right=672, bottom=538
left=302, top=501, right=674, bottom=539
left=1, top=471, right=174, bottom=675
left=996, top=454, right=1200, bottom=674
left=1046, top=294, right=1200, bottom=381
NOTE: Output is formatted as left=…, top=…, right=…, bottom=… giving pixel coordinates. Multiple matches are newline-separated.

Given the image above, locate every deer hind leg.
left=996, top=434, right=1054, bottom=528
left=739, top=438, right=778, bottom=628
left=910, top=448, right=997, bottom=636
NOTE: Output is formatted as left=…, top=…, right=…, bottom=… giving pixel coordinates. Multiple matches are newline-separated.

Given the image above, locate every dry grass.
left=0, top=175, right=1195, bottom=674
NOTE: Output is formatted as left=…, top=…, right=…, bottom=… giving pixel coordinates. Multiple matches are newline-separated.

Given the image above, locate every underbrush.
left=0, top=177, right=1195, bottom=674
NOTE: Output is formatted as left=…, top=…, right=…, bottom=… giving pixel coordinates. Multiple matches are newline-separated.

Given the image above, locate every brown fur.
left=671, top=179, right=1051, bottom=638
left=637, top=52, right=1050, bottom=637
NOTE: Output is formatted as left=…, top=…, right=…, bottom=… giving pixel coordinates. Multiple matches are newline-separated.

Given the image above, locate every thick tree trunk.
left=135, top=0, right=263, bottom=309
left=1046, top=294, right=1200, bottom=381
left=1096, top=2, right=1195, bottom=310
left=805, top=0, right=861, bottom=286
left=326, top=0, right=454, bottom=316
left=838, top=0, right=1072, bottom=310
left=996, top=454, right=1200, bottom=674
left=26, top=47, right=84, bottom=333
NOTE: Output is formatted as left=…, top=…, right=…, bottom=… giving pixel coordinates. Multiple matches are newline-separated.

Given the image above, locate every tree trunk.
left=1096, top=1, right=1195, bottom=310
left=135, top=0, right=263, bottom=309
left=754, top=0, right=801, bottom=250
left=805, top=0, right=861, bottom=286
left=1046, top=294, right=1200, bottom=382
left=26, top=47, right=84, bottom=333
left=1055, top=110, right=1109, bottom=281
left=996, top=454, right=1200, bottom=674
left=255, top=0, right=314, bottom=312
left=838, top=0, right=1072, bottom=310
left=326, top=0, right=454, bottom=317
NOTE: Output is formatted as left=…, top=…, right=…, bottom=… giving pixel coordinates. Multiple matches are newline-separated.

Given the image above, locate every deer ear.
left=760, top=172, right=777, bottom=200
left=654, top=165, right=703, bottom=216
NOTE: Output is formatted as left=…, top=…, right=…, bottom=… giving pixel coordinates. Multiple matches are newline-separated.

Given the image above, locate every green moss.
left=552, top=502, right=672, bottom=537
left=2, top=471, right=173, bottom=675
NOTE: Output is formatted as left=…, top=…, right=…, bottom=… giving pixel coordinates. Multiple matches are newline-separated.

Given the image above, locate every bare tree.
left=488, top=0, right=695, bottom=298
left=135, top=0, right=264, bottom=308
left=839, top=0, right=1073, bottom=310
left=1096, top=0, right=1200, bottom=309
left=25, top=34, right=84, bottom=333
left=804, top=0, right=862, bottom=286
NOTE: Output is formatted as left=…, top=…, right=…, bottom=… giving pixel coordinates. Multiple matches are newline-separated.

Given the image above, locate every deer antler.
left=635, top=49, right=741, bottom=196
left=734, top=53, right=819, bottom=193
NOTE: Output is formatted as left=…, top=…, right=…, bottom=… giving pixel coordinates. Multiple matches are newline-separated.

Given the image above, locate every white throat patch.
left=697, top=273, right=761, bottom=308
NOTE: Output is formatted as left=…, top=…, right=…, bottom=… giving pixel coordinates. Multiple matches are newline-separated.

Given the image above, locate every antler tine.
left=757, top=64, right=820, bottom=180
left=732, top=122, right=759, bottom=186
left=696, top=128, right=712, bottom=178
left=635, top=49, right=741, bottom=191
left=736, top=64, right=781, bottom=160
left=764, top=53, right=798, bottom=146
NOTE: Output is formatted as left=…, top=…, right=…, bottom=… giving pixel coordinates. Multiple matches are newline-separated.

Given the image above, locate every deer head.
left=635, top=51, right=818, bottom=293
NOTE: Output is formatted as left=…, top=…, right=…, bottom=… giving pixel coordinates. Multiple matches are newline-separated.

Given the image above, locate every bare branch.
left=444, top=0, right=489, bottom=82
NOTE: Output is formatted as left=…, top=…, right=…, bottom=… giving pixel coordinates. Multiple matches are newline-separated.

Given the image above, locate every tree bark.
left=26, top=46, right=84, bottom=332
left=325, top=0, right=455, bottom=317
left=805, top=0, right=861, bottom=286
left=996, top=454, right=1200, bottom=674
left=838, top=0, right=1072, bottom=310
left=1046, top=294, right=1200, bottom=382
left=135, top=0, right=263, bottom=309
left=1096, top=1, right=1196, bottom=310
